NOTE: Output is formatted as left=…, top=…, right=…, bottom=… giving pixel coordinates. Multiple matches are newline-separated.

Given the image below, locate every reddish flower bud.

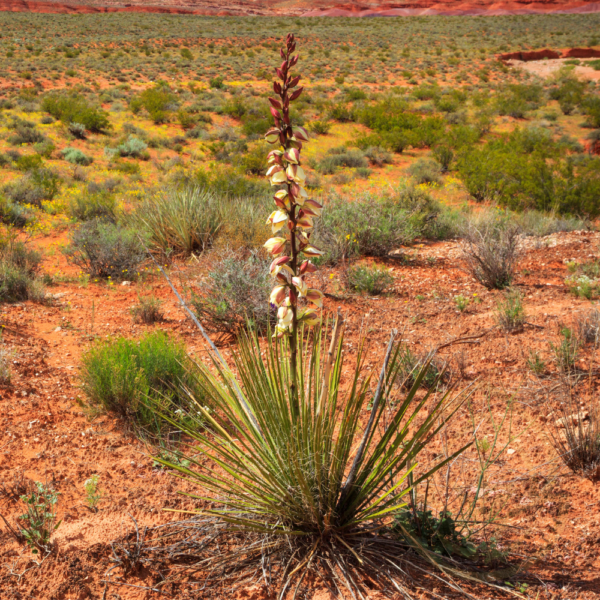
left=274, top=81, right=282, bottom=94
left=290, top=55, right=299, bottom=67
left=288, top=75, right=301, bottom=88
left=280, top=48, right=286, bottom=60
left=270, top=106, right=281, bottom=120
left=269, top=98, right=282, bottom=110
left=276, top=68, right=284, bottom=80
left=299, top=260, right=318, bottom=274
left=289, top=87, right=303, bottom=102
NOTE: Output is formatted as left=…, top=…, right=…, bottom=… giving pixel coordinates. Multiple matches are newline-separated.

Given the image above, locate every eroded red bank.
left=1, top=0, right=600, bottom=16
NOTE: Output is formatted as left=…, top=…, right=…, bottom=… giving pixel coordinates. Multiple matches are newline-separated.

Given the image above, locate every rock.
left=121, top=281, right=132, bottom=286
left=555, top=411, right=589, bottom=428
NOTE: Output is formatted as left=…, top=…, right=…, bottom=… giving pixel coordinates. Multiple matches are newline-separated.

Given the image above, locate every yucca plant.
left=150, top=34, right=474, bottom=598
left=155, top=326, right=470, bottom=597
left=132, top=186, right=223, bottom=256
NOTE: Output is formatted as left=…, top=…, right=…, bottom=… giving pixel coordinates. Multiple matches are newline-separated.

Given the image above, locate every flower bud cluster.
left=263, top=33, right=324, bottom=337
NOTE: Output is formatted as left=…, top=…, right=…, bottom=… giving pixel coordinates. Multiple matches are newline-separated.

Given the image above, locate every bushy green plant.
left=65, top=220, right=146, bottom=280
left=0, top=233, right=43, bottom=303
left=62, top=147, right=93, bottom=166
left=315, top=148, right=368, bottom=174
left=3, top=169, right=60, bottom=207
left=391, top=508, right=476, bottom=558
left=192, top=250, right=274, bottom=333
left=41, top=92, right=110, bottom=133
left=130, top=85, right=174, bottom=123
left=406, top=157, right=442, bottom=185
left=315, top=187, right=440, bottom=263
left=105, top=136, right=149, bottom=160
left=67, top=191, right=117, bottom=223
left=18, top=482, right=61, bottom=555
left=347, top=263, right=394, bottom=295
left=80, top=331, right=200, bottom=434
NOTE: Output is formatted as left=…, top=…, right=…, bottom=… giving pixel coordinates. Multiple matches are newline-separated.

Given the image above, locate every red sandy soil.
left=2, top=230, right=600, bottom=598
left=1, top=0, right=600, bottom=17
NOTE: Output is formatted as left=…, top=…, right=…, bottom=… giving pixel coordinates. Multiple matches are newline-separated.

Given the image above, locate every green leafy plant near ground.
left=84, top=475, right=102, bottom=511
left=80, top=331, right=201, bottom=434
left=347, top=263, right=394, bottom=295
left=18, top=482, right=61, bottom=555
left=495, top=288, right=526, bottom=332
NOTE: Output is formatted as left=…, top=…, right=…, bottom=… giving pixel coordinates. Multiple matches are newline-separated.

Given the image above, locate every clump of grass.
left=131, top=186, right=223, bottom=256
left=80, top=331, right=201, bottom=435
left=454, top=294, right=470, bottom=312
left=191, top=250, right=274, bottom=334
left=550, top=328, right=580, bottom=374
left=526, top=350, right=546, bottom=375
left=131, top=295, right=163, bottom=324
left=495, top=288, right=526, bottom=332
left=347, top=263, right=393, bottom=295
left=576, top=308, right=600, bottom=347
left=548, top=399, right=600, bottom=481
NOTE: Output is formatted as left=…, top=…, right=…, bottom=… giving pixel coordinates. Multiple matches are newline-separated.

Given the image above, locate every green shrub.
left=41, top=93, right=110, bottom=133
left=130, top=86, right=174, bottom=124
left=406, top=157, right=442, bottom=185
left=191, top=250, right=274, bottom=333
left=308, top=120, right=332, bottom=135
left=67, top=191, right=117, bottom=223
left=105, top=136, right=149, bottom=160
left=347, top=263, right=394, bottom=295
left=0, top=233, right=43, bottom=303
left=65, top=220, right=146, bottom=280
left=316, top=148, right=368, bottom=174
left=3, top=169, right=61, bottom=207
left=62, top=147, right=93, bottom=166
left=314, top=187, right=439, bottom=263
left=80, top=331, right=200, bottom=434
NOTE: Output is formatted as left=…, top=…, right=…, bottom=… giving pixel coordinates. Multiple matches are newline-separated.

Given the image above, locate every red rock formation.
left=563, top=47, right=600, bottom=58
left=0, top=0, right=600, bottom=17
left=497, top=49, right=561, bottom=62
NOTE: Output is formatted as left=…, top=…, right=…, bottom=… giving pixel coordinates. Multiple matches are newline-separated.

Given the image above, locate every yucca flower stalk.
left=263, top=33, right=324, bottom=407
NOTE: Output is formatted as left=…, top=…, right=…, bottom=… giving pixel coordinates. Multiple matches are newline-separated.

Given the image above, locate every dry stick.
left=144, top=250, right=262, bottom=437
left=340, top=329, right=397, bottom=501
left=435, top=327, right=495, bottom=352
